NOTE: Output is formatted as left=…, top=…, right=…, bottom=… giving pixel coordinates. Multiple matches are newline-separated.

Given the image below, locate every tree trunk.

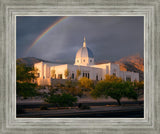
left=117, top=99, right=121, bottom=105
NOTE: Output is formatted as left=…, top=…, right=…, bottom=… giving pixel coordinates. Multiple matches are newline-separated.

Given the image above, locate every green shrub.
left=45, top=93, right=77, bottom=107
left=55, top=83, right=65, bottom=88
left=78, top=77, right=94, bottom=91
left=16, top=60, right=38, bottom=82
left=16, top=82, right=37, bottom=97
left=134, top=81, right=144, bottom=97
left=65, top=80, right=72, bottom=88
left=63, top=87, right=83, bottom=97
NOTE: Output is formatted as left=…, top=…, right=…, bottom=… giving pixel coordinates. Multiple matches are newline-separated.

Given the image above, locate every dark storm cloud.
left=16, top=16, right=64, bottom=57
left=16, top=16, right=144, bottom=64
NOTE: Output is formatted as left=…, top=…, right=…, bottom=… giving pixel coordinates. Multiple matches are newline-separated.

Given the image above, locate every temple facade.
left=34, top=37, right=139, bottom=86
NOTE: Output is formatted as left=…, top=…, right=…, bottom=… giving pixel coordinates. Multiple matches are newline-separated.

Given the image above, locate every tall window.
left=83, top=59, right=85, bottom=62
left=72, top=73, right=74, bottom=79
left=96, top=75, right=98, bottom=81
left=83, top=72, right=89, bottom=78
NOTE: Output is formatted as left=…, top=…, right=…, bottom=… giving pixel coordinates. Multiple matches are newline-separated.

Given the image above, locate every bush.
left=55, top=83, right=65, bottom=88
left=134, top=81, right=144, bottom=97
left=63, top=87, right=83, bottom=97
left=65, top=80, right=73, bottom=88
left=78, top=77, right=94, bottom=91
left=16, top=82, right=37, bottom=97
left=104, top=74, right=122, bottom=83
left=63, top=80, right=83, bottom=97
left=45, top=93, right=77, bottom=107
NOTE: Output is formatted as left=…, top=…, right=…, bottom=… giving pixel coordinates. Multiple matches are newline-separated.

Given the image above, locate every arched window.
left=83, top=59, right=85, bottom=62
left=77, top=60, right=79, bottom=63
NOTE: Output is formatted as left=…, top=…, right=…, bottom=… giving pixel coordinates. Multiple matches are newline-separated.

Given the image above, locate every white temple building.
left=34, top=37, right=139, bottom=86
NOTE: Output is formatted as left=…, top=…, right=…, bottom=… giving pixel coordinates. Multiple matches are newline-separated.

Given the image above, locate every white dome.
left=75, top=47, right=94, bottom=58
left=74, top=37, right=94, bottom=66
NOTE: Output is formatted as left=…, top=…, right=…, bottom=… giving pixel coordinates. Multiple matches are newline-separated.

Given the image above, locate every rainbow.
left=26, top=16, right=67, bottom=54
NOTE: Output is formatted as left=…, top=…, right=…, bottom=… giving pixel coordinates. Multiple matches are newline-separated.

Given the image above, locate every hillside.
left=114, top=55, right=144, bottom=81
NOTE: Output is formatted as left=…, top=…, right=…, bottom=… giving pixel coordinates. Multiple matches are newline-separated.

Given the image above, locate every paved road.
left=17, top=104, right=144, bottom=118
left=41, top=109, right=144, bottom=118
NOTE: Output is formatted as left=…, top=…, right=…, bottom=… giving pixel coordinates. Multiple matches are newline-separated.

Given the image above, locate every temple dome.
left=75, top=47, right=94, bottom=58
left=74, top=37, right=94, bottom=66
left=75, top=37, right=94, bottom=58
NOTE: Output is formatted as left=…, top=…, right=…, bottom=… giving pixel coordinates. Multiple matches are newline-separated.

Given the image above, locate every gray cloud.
left=17, top=16, right=144, bottom=63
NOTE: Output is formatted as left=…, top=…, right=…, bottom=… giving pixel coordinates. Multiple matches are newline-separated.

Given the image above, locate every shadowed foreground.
left=17, top=101, right=143, bottom=118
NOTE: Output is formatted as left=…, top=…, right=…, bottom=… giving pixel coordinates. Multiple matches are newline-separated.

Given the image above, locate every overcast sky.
left=16, top=16, right=144, bottom=64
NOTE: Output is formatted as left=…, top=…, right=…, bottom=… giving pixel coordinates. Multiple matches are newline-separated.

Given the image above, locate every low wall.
left=51, top=79, right=98, bottom=87
left=51, top=79, right=77, bottom=87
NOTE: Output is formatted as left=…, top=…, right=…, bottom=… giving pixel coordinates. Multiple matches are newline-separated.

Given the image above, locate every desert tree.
left=16, top=60, right=38, bottom=97
left=91, top=75, right=138, bottom=105
left=133, top=80, right=144, bottom=98
left=64, top=69, right=69, bottom=79
left=78, top=77, right=94, bottom=91
left=16, top=60, right=38, bottom=82
left=76, top=69, right=81, bottom=80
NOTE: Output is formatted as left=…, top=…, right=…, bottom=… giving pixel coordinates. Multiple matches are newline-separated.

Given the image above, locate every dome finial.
left=83, top=36, right=86, bottom=47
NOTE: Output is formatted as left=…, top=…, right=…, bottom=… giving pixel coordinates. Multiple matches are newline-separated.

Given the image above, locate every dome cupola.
left=74, top=37, right=94, bottom=66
